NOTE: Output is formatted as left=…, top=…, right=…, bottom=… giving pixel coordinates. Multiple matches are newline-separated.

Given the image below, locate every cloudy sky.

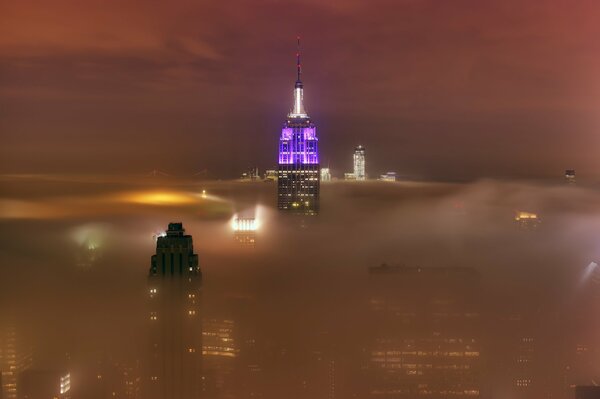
left=2, top=0, right=600, bottom=179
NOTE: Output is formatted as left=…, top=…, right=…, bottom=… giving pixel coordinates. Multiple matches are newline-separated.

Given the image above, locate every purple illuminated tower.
left=277, top=37, right=320, bottom=214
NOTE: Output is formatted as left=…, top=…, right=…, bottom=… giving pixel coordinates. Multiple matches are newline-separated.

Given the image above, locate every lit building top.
left=289, top=36, right=308, bottom=119
left=232, top=216, right=257, bottom=232
left=278, top=37, right=319, bottom=166
left=149, top=222, right=200, bottom=277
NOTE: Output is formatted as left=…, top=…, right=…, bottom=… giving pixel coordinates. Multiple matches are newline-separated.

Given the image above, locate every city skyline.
left=2, top=1, right=600, bottom=398
left=2, top=1, right=600, bottom=180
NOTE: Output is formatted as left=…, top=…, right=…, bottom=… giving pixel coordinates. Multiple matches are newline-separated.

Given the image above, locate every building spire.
left=290, top=36, right=307, bottom=118
left=296, top=36, right=302, bottom=86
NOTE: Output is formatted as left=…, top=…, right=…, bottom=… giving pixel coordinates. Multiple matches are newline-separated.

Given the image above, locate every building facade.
left=365, top=264, right=482, bottom=397
left=146, top=223, right=203, bottom=399
left=277, top=39, right=320, bottom=214
left=0, top=325, right=31, bottom=399
left=353, top=145, right=366, bottom=181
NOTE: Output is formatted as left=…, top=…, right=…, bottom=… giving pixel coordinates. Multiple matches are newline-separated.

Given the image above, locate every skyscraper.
left=0, top=325, right=31, bottom=399
left=277, top=38, right=320, bottom=214
left=365, top=264, right=482, bottom=397
left=146, top=222, right=202, bottom=399
left=320, top=168, right=331, bottom=182
left=353, top=145, right=366, bottom=181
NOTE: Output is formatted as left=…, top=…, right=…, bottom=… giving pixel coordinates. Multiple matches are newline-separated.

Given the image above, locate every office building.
left=353, top=146, right=366, bottom=181
left=277, top=38, right=320, bottom=214
left=146, top=223, right=202, bottom=399
left=365, top=264, right=482, bottom=397
left=379, top=172, right=397, bottom=182
left=264, top=170, right=278, bottom=182
left=0, top=326, right=31, bottom=399
left=241, top=168, right=260, bottom=181
left=202, top=318, right=239, bottom=398
left=320, top=168, right=331, bottom=182
left=232, top=216, right=257, bottom=248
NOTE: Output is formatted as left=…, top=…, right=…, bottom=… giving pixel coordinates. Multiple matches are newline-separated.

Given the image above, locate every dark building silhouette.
left=277, top=38, right=320, bottom=214
left=365, top=264, right=482, bottom=397
left=576, top=386, right=600, bottom=398
left=146, top=223, right=202, bottom=399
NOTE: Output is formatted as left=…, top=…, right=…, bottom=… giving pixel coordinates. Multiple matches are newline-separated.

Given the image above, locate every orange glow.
left=119, top=191, right=198, bottom=206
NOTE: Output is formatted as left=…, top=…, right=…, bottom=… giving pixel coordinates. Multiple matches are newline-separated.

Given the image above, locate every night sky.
left=2, top=0, right=600, bottom=180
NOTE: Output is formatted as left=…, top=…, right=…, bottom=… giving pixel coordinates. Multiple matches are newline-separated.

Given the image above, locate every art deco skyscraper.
left=277, top=38, right=320, bottom=214
left=353, top=145, right=366, bottom=181
left=146, top=223, right=202, bottom=399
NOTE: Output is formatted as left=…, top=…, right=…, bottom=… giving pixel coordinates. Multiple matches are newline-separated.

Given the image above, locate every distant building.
left=241, top=168, right=260, bottom=181
left=321, top=168, right=332, bottom=182
left=146, top=223, right=202, bottom=399
left=202, top=318, right=239, bottom=397
left=565, top=169, right=576, bottom=184
left=379, top=172, right=397, bottom=182
left=0, top=326, right=32, bottom=399
left=575, top=386, right=600, bottom=399
left=264, top=170, right=278, bottom=182
left=353, top=146, right=366, bottom=181
left=365, top=264, right=482, bottom=397
left=344, top=173, right=356, bottom=181
left=277, top=38, right=320, bottom=214
left=514, top=211, right=541, bottom=230
left=232, top=216, right=257, bottom=248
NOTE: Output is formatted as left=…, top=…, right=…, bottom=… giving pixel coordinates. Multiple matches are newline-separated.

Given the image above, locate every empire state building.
left=277, top=38, right=320, bottom=214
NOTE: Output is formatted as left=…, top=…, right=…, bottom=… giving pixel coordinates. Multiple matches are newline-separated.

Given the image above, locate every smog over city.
left=2, top=1, right=600, bottom=398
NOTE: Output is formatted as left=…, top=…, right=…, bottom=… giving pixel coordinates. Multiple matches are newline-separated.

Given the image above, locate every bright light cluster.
left=514, top=211, right=538, bottom=221
left=232, top=216, right=257, bottom=232
left=278, top=126, right=319, bottom=165
left=60, top=373, right=71, bottom=394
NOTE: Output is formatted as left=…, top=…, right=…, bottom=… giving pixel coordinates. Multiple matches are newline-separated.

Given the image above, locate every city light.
left=60, top=372, right=71, bottom=394
left=231, top=216, right=257, bottom=231
left=514, top=211, right=541, bottom=230
left=514, top=211, right=539, bottom=221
